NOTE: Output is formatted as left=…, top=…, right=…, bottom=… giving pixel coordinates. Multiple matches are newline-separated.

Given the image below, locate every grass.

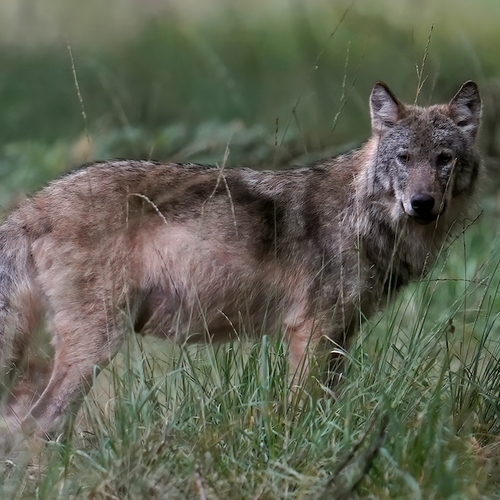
left=1, top=0, right=500, bottom=498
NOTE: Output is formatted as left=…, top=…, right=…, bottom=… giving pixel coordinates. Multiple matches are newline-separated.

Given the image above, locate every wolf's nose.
left=411, top=193, right=435, bottom=215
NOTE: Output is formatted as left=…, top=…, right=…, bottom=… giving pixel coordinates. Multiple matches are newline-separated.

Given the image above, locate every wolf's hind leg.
left=20, top=309, right=126, bottom=438
left=0, top=284, right=42, bottom=406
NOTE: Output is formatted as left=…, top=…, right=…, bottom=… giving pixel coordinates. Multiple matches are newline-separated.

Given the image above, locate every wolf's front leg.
left=285, top=316, right=325, bottom=389
left=286, top=308, right=358, bottom=392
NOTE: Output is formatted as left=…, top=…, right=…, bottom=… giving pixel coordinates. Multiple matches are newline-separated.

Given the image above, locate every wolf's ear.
left=449, top=81, right=481, bottom=139
left=370, top=82, right=404, bottom=132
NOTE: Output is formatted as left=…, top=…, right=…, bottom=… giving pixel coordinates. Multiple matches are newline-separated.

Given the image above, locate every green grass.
left=2, top=1, right=500, bottom=498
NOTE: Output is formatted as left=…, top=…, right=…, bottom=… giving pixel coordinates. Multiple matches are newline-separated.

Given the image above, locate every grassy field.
left=1, top=1, right=500, bottom=498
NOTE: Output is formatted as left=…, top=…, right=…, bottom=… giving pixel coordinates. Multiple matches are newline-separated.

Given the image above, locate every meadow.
left=1, top=1, right=500, bottom=498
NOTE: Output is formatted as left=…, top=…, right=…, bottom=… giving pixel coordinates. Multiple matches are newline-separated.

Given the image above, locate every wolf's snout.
left=410, top=193, right=435, bottom=216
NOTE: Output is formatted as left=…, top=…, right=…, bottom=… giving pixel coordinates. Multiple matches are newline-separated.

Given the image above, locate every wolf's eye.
left=396, top=153, right=410, bottom=164
left=436, top=152, right=453, bottom=167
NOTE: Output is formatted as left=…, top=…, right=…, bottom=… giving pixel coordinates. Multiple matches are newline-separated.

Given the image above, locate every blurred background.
left=0, top=0, right=499, bottom=203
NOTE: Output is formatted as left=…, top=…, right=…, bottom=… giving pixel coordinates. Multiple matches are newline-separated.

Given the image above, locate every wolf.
left=0, top=81, right=481, bottom=438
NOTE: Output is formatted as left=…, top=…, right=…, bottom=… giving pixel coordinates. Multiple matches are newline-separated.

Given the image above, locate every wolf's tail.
left=0, top=215, right=40, bottom=393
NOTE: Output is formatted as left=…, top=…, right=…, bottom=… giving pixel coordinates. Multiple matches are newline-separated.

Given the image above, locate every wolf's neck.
left=357, top=211, right=433, bottom=293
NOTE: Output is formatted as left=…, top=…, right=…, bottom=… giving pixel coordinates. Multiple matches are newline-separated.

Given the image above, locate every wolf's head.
left=368, top=81, right=482, bottom=226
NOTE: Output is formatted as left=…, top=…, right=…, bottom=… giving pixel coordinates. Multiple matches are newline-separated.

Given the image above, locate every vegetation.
left=1, top=0, right=500, bottom=498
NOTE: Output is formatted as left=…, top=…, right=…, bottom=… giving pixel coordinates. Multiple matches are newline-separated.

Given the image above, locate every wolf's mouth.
left=412, top=214, right=438, bottom=225
left=402, top=202, right=446, bottom=225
